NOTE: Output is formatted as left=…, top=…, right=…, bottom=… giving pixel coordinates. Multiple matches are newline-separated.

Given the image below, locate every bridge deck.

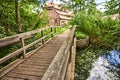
left=1, top=29, right=70, bottom=80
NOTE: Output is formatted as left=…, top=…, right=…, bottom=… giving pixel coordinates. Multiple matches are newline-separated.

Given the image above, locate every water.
left=87, top=50, right=120, bottom=80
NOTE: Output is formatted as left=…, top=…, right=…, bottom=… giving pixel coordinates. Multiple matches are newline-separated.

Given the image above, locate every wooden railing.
left=0, top=26, right=63, bottom=77
left=41, top=26, right=76, bottom=80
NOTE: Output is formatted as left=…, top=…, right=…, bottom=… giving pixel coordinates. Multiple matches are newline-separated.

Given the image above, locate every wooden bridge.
left=0, top=26, right=76, bottom=80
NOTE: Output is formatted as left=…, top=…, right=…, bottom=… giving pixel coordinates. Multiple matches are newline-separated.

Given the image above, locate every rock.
left=76, top=37, right=89, bottom=49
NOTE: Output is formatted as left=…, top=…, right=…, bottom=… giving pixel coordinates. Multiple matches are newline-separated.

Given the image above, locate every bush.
left=70, top=11, right=120, bottom=49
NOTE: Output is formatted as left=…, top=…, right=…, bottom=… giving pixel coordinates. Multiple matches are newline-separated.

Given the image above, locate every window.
left=54, top=19, right=57, bottom=25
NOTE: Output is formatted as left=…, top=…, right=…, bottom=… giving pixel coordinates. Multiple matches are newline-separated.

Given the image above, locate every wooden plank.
left=12, top=67, right=47, bottom=73
left=28, top=57, right=53, bottom=60
left=0, top=35, right=33, bottom=48
left=70, top=38, right=76, bottom=80
left=29, top=56, right=54, bottom=59
left=25, top=59, right=52, bottom=64
left=4, top=72, right=41, bottom=80
left=0, top=59, right=24, bottom=78
left=65, top=63, right=72, bottom=80
left=15, top=64, right=48, bottom=70
left=11, top=69, right=44, bottom=76
left=31, top=54, right=56, bottom=58
left=58, top=51, right=70, bottom=80
left=1, top=76, right=24, bottom=80
left=25, top=63, right=48, bottom=68
left=0, top=36, right=19, bottom=47
left=20, top=61, right=50, bottom=67
left=27, top=58, right=53, bottom=63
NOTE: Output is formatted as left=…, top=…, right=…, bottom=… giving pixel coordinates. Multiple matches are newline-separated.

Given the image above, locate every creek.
left=75, top=49, right=120, bottom=80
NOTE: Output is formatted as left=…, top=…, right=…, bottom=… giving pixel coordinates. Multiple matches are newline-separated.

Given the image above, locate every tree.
left=0, top=0, right=49, bottom=38
left=0, top=0, right=16, bottom=36
left=15, top=0, right=22, bottom=33
left=61, top=0, right=97, bottom=13
left=70, top=11, right=120, bottom=48
left=105, top=0, right=120, bottom=15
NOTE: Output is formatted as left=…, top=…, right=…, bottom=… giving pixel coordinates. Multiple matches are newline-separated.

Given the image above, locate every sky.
left=95, top=0, right=109, bottom=12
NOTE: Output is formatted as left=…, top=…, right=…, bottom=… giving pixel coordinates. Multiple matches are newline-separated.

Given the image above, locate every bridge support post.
left=51, top=27, right=53, bottom=37
left=54, top=27, right=56, bottom=33
left=41, top=30, right=44, bottom=44
left=20, top=38, right=26, bottom=58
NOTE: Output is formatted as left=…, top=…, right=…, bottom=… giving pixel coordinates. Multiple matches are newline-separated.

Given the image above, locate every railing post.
left=41, top=30, right=44, bottom=44
left=54, top=27, right=56, bottom=33
left=32, top=34, right=35, bottom=49
left=51, top=27, right=53, bottom=37
left=20, top=38, right=26, bottom=58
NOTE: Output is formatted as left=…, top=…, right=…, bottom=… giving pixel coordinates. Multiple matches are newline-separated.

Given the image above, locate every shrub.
left=70, top=11, right=120, bottom=49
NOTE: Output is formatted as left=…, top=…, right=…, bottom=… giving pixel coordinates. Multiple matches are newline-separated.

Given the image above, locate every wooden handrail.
left=41, top=26, right=76, bottom=80
left=0, top=26, right=62, bottom=64
left=0, top=26, right=61, bottom=47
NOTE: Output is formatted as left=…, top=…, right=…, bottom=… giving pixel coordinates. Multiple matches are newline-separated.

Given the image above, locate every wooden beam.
left=0, top=26, right=61, bottom=47
left=20, top=38, right=26, bottom=58
left=70, top=37, right=76, bottom=80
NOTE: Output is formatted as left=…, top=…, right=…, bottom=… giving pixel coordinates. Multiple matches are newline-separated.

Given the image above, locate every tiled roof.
left=59, top=15, right=70, bottom=20
left=111, top=14, right=120, bottom=20
left=55, top=10, right=73, bottom=16
left=46, top=2, right=73, bottom=20
left=46, top=2, right=61, bottom=10
left=103, top=14, right=120, bottom=20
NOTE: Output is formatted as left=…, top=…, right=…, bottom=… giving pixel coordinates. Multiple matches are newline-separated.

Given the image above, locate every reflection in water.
left=87, top=50, right=120, bottom=80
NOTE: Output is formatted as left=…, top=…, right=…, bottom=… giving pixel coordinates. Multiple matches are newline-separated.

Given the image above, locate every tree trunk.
left=15, top=0, right=22, bottom=33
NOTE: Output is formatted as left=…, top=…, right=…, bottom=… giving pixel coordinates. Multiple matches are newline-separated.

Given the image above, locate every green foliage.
left=0, top=26, right=5, bottom=38
left=61, top=0, right=97, bottom=13
left=105, top=0, right=120, bottom=15
left=0, top=1, right=16, bottom=36
left=20, top=3, right=48, bottom=32
left=0, top=0, right=49, bottom=37
left=70, top=11, right=120, bottom=48
left=76, top=32, right=87, bottom=39
left=0, top=43, right=20, bottom=58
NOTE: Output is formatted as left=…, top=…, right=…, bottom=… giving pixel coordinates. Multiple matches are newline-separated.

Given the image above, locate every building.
left=45, top=2, right=73, bottom=26
left=103, top=14, right=120, bottom=20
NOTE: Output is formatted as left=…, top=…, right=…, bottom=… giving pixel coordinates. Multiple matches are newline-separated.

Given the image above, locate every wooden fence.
left=0, top=26, right=62, bottom=77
